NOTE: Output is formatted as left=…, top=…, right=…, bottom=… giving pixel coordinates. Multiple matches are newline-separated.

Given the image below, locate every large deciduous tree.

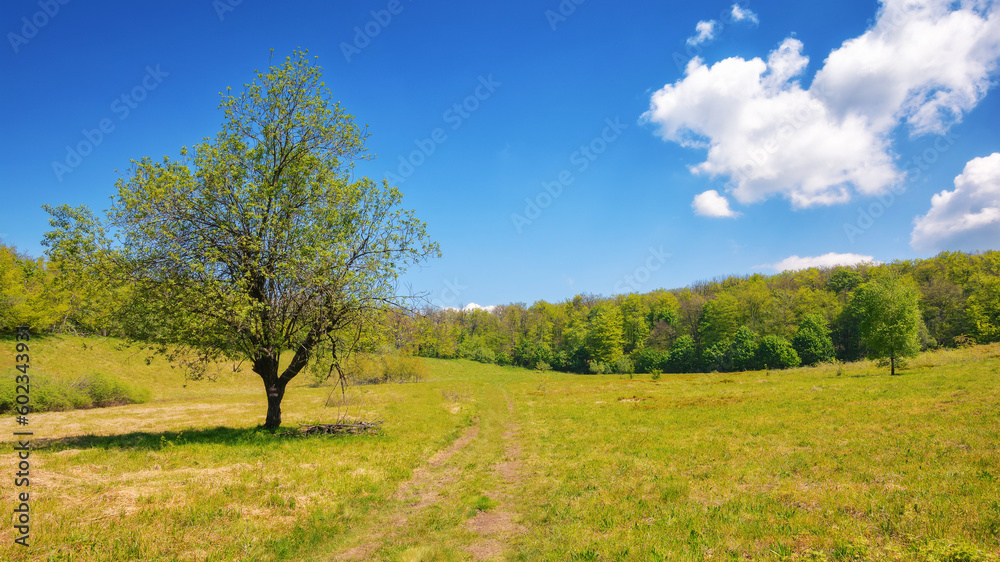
left=851, top=276, right=921, bottom=376
left=45, top=51, right=439, bottom=427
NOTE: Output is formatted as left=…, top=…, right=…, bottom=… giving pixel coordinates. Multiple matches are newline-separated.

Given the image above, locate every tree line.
left=395, top=251, right=999, bottom=375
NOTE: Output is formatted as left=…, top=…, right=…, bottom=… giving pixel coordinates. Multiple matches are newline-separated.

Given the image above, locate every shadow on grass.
left=27, top=425, right=370, bottom=452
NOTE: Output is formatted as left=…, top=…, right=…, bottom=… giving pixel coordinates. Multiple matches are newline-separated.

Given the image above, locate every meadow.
left=1, top=335, right=998, bottom=560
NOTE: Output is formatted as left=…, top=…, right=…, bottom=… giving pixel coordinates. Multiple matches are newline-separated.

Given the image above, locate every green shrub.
left=0, top=372, right=150, bottom=414
left=756, top=335, right=801, bottom=370
left=587, top=360, right=608, bottom=374
left=631, top=347, right=667, bottom=373
left=793, top=314, right=836, bottom=366
left=666, top=335, right=698, bottom=373
left=471, top=346, right=496, bottom=364
left=612, top=355, right=634, bottom=375
left=344, top=351, right=429, bottom=385
left=731, top=326, right=760, bottom=371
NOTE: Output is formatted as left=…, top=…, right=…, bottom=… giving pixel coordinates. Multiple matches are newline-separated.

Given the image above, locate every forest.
left=3, top=239, right=998, bottom=376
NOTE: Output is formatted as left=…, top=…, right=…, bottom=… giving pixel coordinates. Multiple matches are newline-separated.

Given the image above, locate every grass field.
left=1, top=335, right=999, bottom=560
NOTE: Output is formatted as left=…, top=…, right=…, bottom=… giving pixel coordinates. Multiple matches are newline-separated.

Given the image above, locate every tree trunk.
left=890, top=355, right=896, bottom=376
left=264, top=378, right=287, bottom=428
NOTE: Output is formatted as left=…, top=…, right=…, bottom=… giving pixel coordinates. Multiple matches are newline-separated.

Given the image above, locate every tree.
left=966, top=276, right=1000, bottom=343
left=792, top=314, right=835, bottom=366
left=46, top=51, right=438, bottom=427
left=586, top=304, right=624, bottom=363
left=730, top=325, right=759, bottom=371
left=851, top=276, right=921, bottom=375
left=665, top=334, right=697, bottom=373
left=755, top=334, right=800, bottom=369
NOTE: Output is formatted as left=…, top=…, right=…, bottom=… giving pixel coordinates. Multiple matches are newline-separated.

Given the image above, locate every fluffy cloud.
left=911, top=153, right=1000, bottom=252
left=687, top=20, right=719, bottom=46
left=767, top=252, right=876, bottom=271
left=730, top=4, right=758, bottom=24
left=692, top=189, right=740, bottom=217
left=461, top=303, right=496, bottom=313
left=646, top=0, right=1000, bottom=210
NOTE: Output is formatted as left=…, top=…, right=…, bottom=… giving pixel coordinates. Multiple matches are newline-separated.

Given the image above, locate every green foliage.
left=631, top=347, right=667, bottom=374
left=700, top=338, right=732, bottom=373
left=731, top=325, right=759, bottom=371
left=586, top=305, right=624, bottom=363
left=0, top=372, right=150, bottom=414
left=852, top=276, right=921, bottom=375
left=471, top=346, right=496, bottom=364
left=665, top=335, right=698, bottom=373
left=793, top=314, right=836, bottom=366
left=340, top=351, right=428, bottom=385
left=755, top=334, right=801, bottom=369
left=0, top=244, right=66, bottom=331
left=587, top=360, right=609, bottom=374
left=967, top=276, right=1000, bottom=343
left=611, top=355, right=634, bottom=375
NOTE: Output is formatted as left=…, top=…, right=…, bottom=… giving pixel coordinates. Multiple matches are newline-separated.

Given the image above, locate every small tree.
left=852, top=276, right=921, bottom=376
left=792, top=314, right=835, bottom=366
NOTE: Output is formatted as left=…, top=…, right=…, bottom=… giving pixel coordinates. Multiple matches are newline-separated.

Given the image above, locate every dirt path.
left=464, top=393, right=527, bottom=560
left=337, top=423, right=481, bottom=560
left=330, top=387, right=527, bottom=560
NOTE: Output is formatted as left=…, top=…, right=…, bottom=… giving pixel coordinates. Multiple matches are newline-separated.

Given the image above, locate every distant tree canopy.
left=37, top=51, right=439, bottom=428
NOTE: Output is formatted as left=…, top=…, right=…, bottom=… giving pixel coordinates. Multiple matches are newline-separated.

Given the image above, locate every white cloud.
left=692, top=189, right=741, bottom=217
left=813, top=0, right=1000, bottom=136
left=462, top=303, right=496, bottom=313
left=646, top=0, right=1000, bottom=211
left=731, top=4, right=758, bottom=24
left=911, top=153, right=1000, bottom=252
left=687, top=20, right=719, bottom=46
left=767, top=252, right=876, bottom=271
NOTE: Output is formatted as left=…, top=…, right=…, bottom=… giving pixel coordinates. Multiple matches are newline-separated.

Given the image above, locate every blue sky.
left=3, top=0, right=1000, bottom=309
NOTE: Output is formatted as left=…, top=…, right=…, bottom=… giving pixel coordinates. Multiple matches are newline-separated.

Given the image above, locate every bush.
left=495, top=351, right=512, bottom=366
left=756, top=335, right=801, bottom=370
left=587, top=360, right=608, bottom=374
left=534, top=361, right=551, bottom=371
left=666, top=335, right=697, bottom=373
left=612, top=355, right=634, bottom=375
left=793, top=314, right=835, bottom=366
left=344, top=351, right=429, bottom=385
left=631, top=347, right=667, bottom=374
left=731, top=326, right=760, bottom=371
left=471, top=346, right=496, bottom=364
left=0, top=372, right=150, bottom=414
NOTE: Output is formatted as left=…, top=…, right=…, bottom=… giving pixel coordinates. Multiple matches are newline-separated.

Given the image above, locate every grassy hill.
left=1, top=335, right=998, bottom=560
